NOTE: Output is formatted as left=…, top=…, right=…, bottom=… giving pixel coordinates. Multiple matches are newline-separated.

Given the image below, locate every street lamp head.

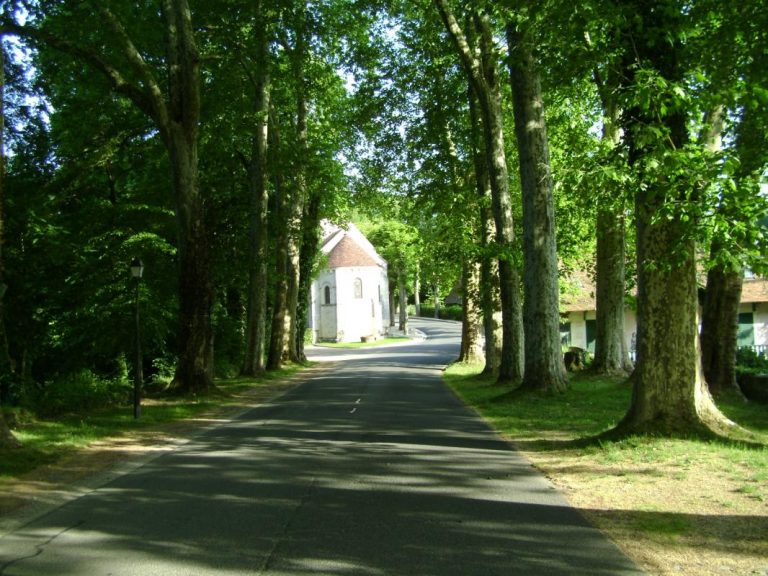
left=130, top=258, right=144, bottom=279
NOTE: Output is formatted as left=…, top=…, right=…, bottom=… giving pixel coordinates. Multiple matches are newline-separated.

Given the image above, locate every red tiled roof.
left=741, top=278, right=768, bottom=303
left=560, top=273, right=768, bottom=312
left=327, top=235, right=381, bottom=269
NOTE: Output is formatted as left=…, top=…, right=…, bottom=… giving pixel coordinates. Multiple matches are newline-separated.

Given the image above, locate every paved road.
left=0, top=318, right=642, bottom=575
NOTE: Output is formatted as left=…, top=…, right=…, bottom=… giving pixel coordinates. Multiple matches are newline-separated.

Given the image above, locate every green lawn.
left=444, top=363, right=768, bottom=442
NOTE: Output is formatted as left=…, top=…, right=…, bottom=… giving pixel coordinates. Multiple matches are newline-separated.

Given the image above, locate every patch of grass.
left=316, top=336, right=410, bottom=349
left=445, top=362, right=768, bottom=447
left=0, top=364, right=307, bottom=480
left=716, top=389, right=768, bottom=433
left=444, top=366, right=631, bottom=441
left=632, top=511, right=692, bottom=540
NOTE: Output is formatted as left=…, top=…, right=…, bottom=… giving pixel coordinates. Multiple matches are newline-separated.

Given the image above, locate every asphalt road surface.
left=0, top=318, right=643, bottom=575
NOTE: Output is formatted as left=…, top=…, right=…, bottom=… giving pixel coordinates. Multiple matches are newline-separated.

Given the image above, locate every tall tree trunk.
left=95, top=1, right=215, bottom=392
left=701, top=259, right=742, bottom=395
left=0, top=44, right=20, bottom=448
left=170, top=135, right=214, bottom=391
left=388, top=279, right=396, bottom=328
left=155, top=0, right=213, bottom=392
left=469, top=84, right=502, bottom=375
left=398, top=269, right=408, bottom=332
left=701, top=102, right=756, bottom=397
left=435, top=1, right=523, bottom=384
left=506, top=22, right=567, bottom=393
left=594, top=207, right=631, bottom=375
left=592, top=79, right=632, bottom=375
left=459, top=261, right=484, bottom=364
left=286, top=11, right=308, bottom=364
left=294, top=191, right=321, bottom=362
left=414, top=269, right=421, bottom=316
left=241, top=7, right=271, bottom=376
left=267, top=110, right=291, bottom=371
left=614, top=0, right=731, bottom=436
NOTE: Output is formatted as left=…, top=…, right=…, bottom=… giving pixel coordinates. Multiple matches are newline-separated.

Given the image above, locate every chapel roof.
left=321, top=221, right=386, bottom=269
left=327, top=235, right=382, bottom=268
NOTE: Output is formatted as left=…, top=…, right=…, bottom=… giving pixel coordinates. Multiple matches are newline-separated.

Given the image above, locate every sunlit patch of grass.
left=444, top=363, right=632, bottom=440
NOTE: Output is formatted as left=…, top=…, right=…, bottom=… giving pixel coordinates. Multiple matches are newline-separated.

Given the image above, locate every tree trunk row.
left=0, top=44, right=21, bottom=447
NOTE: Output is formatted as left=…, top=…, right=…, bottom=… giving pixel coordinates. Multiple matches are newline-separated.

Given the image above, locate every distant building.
left=558, top=270, right=637, bottom=355
left=739, top=276, right=768, bottom=350
left=559, top=272, right=768, bottom=356
left=309, top=222, right=390, bottom=343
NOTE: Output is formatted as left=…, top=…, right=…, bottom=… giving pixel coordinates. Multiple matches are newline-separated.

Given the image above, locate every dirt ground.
left=519, top=446, right=768, bottom=576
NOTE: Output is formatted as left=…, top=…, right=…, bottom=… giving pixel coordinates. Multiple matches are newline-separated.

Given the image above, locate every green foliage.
left=418, top=304, right=463, bottom=321
left=31, top=370, right=131, bottom=417
left=736, top=347, right=768, bottom=375
left=149, top=355, right=177, bottom=389
left=2, top=0, right=767, bottom=442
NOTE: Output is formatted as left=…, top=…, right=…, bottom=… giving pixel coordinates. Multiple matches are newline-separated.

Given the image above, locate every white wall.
left=311, top=266, right=390, bottom=343
left=565, top=310, right=637, bottom=356
left=756, top=303, right=768, bottom=346
left=740, top=302, right=768, bottom=347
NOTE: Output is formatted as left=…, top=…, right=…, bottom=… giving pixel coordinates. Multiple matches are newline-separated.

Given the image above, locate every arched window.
left=354, top=278, right=363, bottom=299
left=324, top=285, right=332, bottom=305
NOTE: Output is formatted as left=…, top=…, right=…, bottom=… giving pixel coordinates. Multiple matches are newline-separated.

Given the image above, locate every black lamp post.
left=130, top=258, right=144, bottom=419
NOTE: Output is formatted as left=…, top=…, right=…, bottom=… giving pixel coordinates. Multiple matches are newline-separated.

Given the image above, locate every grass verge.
left=445, top=363, right=768, bottom=576
left=315, top=336, right=410, bottom=349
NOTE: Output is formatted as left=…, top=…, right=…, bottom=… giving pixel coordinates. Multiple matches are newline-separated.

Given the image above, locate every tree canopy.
left=0, top=0, right=766, bottom=445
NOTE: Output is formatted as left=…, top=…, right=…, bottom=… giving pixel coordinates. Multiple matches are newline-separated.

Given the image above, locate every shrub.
left=417, top=304, right=463, bottom=321
left=149, top=355, right=177, bottom=389
left=736, top=347, right=768, bottom=375
left=444, top=304, right=463, bottom=321
left=36, top=370, right=131, bottom=416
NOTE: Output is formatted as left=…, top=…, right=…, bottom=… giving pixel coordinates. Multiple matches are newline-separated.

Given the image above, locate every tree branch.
left=92, top=4, right=169, bottom=131
left=432, top=0, right=485, bottom=94
left=0, top=18, right=157, bottom=121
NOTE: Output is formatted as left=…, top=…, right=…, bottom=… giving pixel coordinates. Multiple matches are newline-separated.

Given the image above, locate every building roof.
left=327, top=235, right=382, bottom=268
left=560, top=270, right=597, bottom=312
left=742, top=278, right=768, bottom=303
left=321, top=221, right=387, bottom=270
left=560, top=272, right=768, bottom=312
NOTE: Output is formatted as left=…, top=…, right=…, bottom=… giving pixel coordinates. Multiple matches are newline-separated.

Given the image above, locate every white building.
left=739, top=277, right=768, bottom=351
left=560, top=272, right=768, bottom=357
left=310, top=222, right=390, bottom=343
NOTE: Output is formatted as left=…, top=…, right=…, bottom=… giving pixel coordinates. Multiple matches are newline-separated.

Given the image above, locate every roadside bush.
left=418, top=304, right=463, bottom=321
left=34, top=370, right=131, bottom=416
left=736, top=347, right=768, bottom=375
left=149, top=355, right=177, bottom=389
